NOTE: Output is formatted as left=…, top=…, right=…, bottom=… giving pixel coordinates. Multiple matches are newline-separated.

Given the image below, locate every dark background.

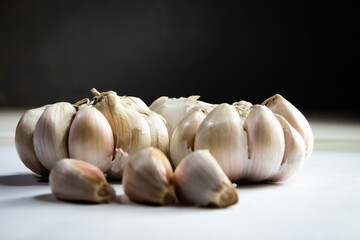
left=0, top=1, right=358, bottom=118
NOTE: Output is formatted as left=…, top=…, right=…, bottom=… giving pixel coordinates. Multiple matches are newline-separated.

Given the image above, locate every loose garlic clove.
left=268, top=114, right=306, bottom=182
left=194, top=103, right=248, bottom=182
left=122, top=146, right=177, bottom=206
left=243, top=105, right=285, bottom=182
left=33, top=102, right=76, bottom=171
left=174, top=149, right=238, bottom=208
left=170, top=107, right=207, bottom=167
left=15, top=105, right=49, bottom=176
left=49, top=158, right=116, bottom=203
left=68, top=105, right=114, bottom=172
left=262, top=94, right=314, bottom=162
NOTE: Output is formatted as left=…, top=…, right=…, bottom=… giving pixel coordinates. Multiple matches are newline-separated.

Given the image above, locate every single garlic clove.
left=243, top=104, right=285, bottom=182
left=142, top=111, right=170, bottom=158
left=49, top=158, right=116, bottom=203
left=262, top=94, right=314, bottom=162
left=170, top=107, right=207, bottom=167
left=194, top=103, right=248, bottom=182
left=268, top=114, right=306, bottom=182
left=174, top=149, right=238, bottom=208
left=33, top=102, right=77, bottom=171
left=15, top=105, right=49, bottom=176
left=122, top=146, right=178, bottom=206
left=68, top=105, right=114, bottom=173
left=149, top=95, right=216, bottom=139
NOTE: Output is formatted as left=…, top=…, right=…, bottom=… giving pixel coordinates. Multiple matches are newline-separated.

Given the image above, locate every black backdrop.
left=0, top=1, right=358, bottom=117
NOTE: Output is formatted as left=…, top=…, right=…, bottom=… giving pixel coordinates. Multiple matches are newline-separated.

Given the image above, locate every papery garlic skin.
left=92, top=90, right=152, bottom=179
left=262, top=94, right=314, bottom=162
left=68, top=105, right=114, bottom=172
left=122, top=146, right=177, bottom=206
left=174, top=149, right=238, bottom=208
left=49, top=158, right=116, bottom=203
left=243, top=105, right=285, bottom=182
left=15, top=105, right=49, bottom=176
left=170, top=107, right=207, bottom=167
left=33, top=102, right=76, bottom=171
left=194, top=103, right=248, bottom=182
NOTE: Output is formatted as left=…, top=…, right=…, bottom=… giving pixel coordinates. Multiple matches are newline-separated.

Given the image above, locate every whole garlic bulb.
left=68, top=105, right=114, bottom=172
left=15, top=105, right=49, bottom=176
left=169, top=94, right=314, bottom=183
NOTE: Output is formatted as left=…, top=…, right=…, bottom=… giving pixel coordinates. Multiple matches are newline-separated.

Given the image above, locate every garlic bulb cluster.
left=166, top=94, right=314, bottom=183
left=15, top=88, right=313, bottom=209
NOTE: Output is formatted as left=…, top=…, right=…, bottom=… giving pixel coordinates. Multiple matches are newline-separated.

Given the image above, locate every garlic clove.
left=142, top=110, right=170, bottom=158
left=149, top=95, right=216, bottom=139
left=68, top=105, right=114, bottom=172
left=174, top=149, right=238, bottom=208
left=122, top=146, right=177, bottom=206
left=243, top=104, right=285, bottom=182
left=15, top=105, right=49, bottom=176
left=170, top=107, right=207, bottom=167
left=262, top=94, right=314, bottom=162
left=268, top=114, right=306, bottom=182
left=49, top=158, right=116, bottom=203
left=194, top=103, right=248, bottom=182
left=33, top=102, right=77, bottom=171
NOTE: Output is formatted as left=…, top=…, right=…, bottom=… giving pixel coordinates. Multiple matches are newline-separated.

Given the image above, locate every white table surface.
left=1, top=110, right=360, bottom=240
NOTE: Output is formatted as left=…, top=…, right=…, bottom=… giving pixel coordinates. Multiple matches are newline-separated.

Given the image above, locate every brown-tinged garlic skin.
left=33, top=102, right=77, bottom=171
left=15, top=105, right=49, bottom=176
left=122, top=146, right=177, bottom=206
left=49, top=158, right=116, bottom=203
left=174, top=150, right=238, bottom=208
left=68, top=105, right=114, bottom=172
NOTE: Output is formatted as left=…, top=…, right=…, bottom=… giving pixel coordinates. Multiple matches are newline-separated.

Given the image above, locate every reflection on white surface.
left=1, top=145, right=360, bottom=240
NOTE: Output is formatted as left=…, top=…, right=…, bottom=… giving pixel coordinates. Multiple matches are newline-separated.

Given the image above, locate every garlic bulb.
left=68, top=105, right=114, bottom=172
left=174, top=149, right=238, bottom=208
left=33, top=102, right=76, bottom=171
left=168, top=94, right=313, bottom=183
left=49, top=158, right=116, bottom=203
left=122, top=146, right=177, bottom=205
left=15, top=105, right=49, bottom=176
